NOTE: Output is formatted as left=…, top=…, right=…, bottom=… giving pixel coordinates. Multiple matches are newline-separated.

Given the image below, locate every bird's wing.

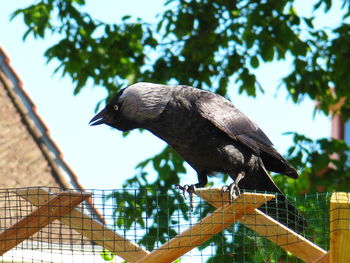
left=195, top=91, right=273, bottom=153
left=194, top=90, right=299, bottom=178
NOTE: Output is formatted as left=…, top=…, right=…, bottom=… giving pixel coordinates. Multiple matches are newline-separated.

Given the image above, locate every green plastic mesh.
left=0, top=187, right=333, bottom=263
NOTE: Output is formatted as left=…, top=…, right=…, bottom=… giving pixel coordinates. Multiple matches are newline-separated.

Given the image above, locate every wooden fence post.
left=330, top=192, right=350, bottom=263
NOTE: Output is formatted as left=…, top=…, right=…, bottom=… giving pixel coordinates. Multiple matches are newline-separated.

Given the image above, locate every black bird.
left=90, top=82, right=307, bottom=232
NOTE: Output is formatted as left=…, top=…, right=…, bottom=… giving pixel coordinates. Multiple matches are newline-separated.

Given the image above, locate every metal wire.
left=0, top=187, right=333, bottom=263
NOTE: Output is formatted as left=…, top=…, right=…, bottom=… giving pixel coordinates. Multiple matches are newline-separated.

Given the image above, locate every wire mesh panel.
left=0, top=187, right=332, bottom=263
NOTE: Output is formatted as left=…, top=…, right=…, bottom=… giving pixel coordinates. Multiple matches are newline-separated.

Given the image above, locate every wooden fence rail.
left=0, top=188, right=348, bottom=263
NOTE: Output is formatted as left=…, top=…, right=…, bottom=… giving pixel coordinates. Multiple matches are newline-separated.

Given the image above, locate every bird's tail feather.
left=257, top=159, right=308, bottom=233
left=257, top=193, right=308, bottom=233
left=238, top=160, right=308, bottom=233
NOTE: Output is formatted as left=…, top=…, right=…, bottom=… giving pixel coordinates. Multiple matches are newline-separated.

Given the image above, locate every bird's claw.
left=221, top=183, right=240, bottom=203
left=175, top=184, right=196, bottom=211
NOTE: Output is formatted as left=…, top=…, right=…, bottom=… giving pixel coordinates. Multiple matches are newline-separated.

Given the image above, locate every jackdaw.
left=90, top=82, right=307, bottom=232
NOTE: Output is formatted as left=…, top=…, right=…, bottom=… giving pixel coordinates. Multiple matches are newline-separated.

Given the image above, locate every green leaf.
left=250, top=56, right=259, bottom=68
left=72, top=0, right=85, bottom=5
left=10, top=8, right=24, bottom=21
left=100, top=249, right=115, bottom=261
left=122, top=15, right=131, bottom=21
left=22, top=28, right=32, bottom=41
left=260, top=43, right=274, bottom=62
left=303, top=17, right=314, bottom=28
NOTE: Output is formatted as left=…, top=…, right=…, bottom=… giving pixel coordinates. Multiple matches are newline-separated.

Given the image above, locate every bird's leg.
left=175, top=171, right=207, bottom=211
left=221, top=172, right=245, bottom=203
left=175, top=184, right=196, bottom=211
left=175, top=184, right=195, bottom=199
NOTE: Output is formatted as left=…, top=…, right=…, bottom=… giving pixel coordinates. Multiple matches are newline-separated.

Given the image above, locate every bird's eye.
left=113, top=105, right=119, bottom=111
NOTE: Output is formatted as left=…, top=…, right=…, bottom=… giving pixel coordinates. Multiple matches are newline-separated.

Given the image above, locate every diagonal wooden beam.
left=0, top=190, right=90, bottom=256
left=135, top=192, right=274, bottom=263
left=16, top=187, right=149, bottom=263
left=312, top=252, right=330, bottom=263
left=196, top=188, right=328, bottom=263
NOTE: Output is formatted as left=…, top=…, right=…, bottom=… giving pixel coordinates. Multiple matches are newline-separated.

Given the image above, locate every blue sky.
left=1, top=1, right=332, bottom=189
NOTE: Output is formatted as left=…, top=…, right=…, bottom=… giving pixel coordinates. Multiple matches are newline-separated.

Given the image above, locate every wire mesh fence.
left=0, top=187, right=336, bottom=263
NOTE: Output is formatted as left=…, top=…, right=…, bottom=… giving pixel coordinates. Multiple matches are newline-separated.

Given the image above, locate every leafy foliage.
left=107, top=146, right=189, bottom=251
left=12, top=0, right=350, bottom=114
left=274, top=132, right=350, bottom=195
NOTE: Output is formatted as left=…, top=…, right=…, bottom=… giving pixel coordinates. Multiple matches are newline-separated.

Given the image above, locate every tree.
left=11, top=0, right=350, bottom=261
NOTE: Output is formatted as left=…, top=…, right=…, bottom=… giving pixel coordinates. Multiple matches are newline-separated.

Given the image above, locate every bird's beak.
left=89, top=108, right=108, bottom=126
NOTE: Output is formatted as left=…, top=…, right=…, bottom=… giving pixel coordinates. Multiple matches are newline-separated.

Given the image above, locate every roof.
left=0, top=45, right=104, bottom=222
left=0, top=46, right=85, bottom=189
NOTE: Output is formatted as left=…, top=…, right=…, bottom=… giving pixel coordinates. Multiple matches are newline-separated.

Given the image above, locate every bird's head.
left=89, top=82, right=171, bottom=131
